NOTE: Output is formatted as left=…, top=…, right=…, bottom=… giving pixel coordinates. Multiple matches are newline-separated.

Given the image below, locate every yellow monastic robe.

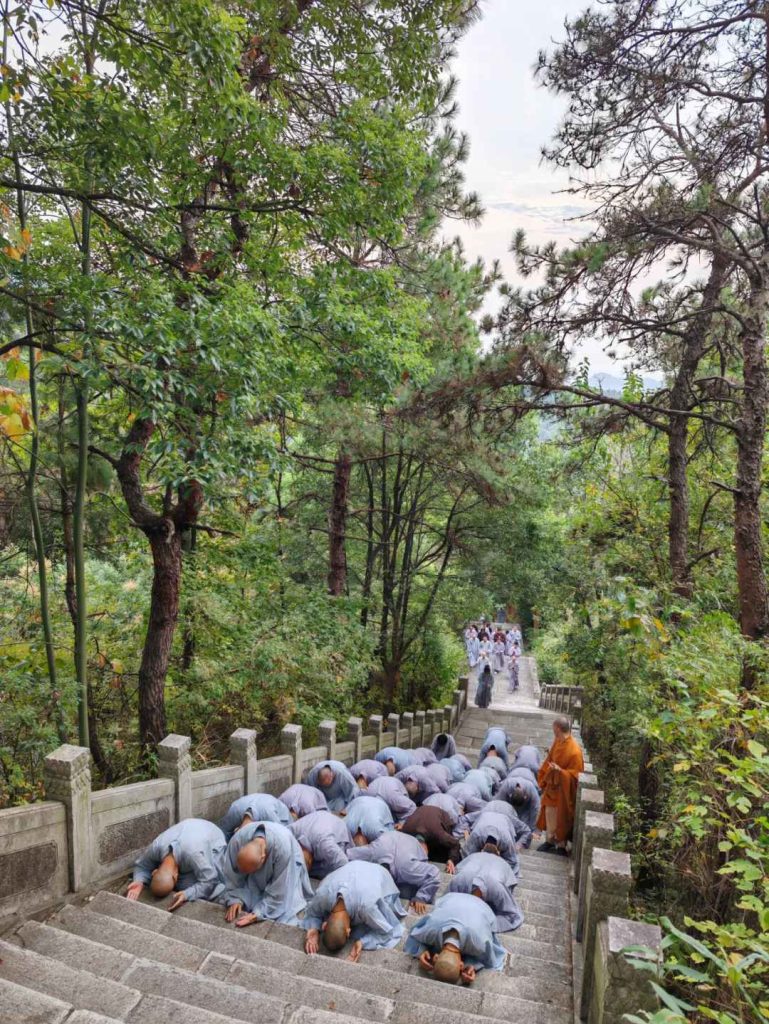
left=536, top=734, right=584, bottom=844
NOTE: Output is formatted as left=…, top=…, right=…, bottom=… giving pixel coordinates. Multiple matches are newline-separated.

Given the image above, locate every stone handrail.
left=0, top=678, right=471, bottom=924
left=538, top=682, right=584, bottom=716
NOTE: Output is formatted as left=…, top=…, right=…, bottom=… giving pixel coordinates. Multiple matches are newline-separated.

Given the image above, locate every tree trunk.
left=327, top=449, right=352, bottom=596
left=180, top=526, right=197, bottom=674
left=360, top=463, right=377, bottom=627
left=734, top=279, right=769, bottom=665
left=138, top=523, right=184, bottom=749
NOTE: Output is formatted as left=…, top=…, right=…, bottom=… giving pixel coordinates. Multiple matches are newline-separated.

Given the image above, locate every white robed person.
left=448, top=852, right=524, bottom=932
left=127, top=818, right=226, bottom=911
left=302, top=860, right=406, bottom=962
left=218, top=793, right=291, bottom=840
left=405, top=892, right=506, bottom=984
left=222, top=820, right=312, bottom=927
left=289, top=809, right=351, bottom=878
left=348, top=829, right=440, bottom=913
left=306, top=759, right=358, bottom=812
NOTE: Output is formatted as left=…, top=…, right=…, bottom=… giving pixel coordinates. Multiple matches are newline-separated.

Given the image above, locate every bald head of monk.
left=356, top=775, right=368, bottom=790
left=352, top=829, right=369, bottom=847
left=510, top=785, right=525, bottom=807
left=553, top=715, right=571, bottom=738
left=482, top=837, right=500, bottom=856
left=236, top=836, right=268, bottom=874
left=404, top=779, right=419, bottom=798
left=317, top=766, right=335, bottom=788
left=433, top=942, right=463, bottom=983
left=150, top=852, right=178, bottom=897
left=322, top=897, right=351, bottom=951
left=385, top=758, right=396, bottom=776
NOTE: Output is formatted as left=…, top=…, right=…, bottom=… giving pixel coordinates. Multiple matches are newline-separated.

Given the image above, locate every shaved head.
left=323, top=908, right=350, bottom=951
left=553, top=715, right=571, bottom=735
left=385, top=759, right=396, bottom=776
left=150, top=852, right=178, bottom=897
left=433, top=947, right=462, bottom=983
left=510, top=787, right=525, bottom=807
left=237, top=837, right=267, bottom=874
left=356, top=777, right=368, bottom=789
left=353, top=830, right=369, bottom=847
left=404, top=780, right=418, bottom=797
left=318, top=767, right=334, bottom=787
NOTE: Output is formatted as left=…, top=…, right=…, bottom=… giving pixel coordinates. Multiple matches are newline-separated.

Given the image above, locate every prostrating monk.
left=432, top=732, right=457, bottom=760
left=127, top=819, right=226, bottom=912
left=448, top=851, right=524, bottom=931
left=495, top=775, right=540, bottom=839
left=396, top=765, right=443, bottom=804
left=457, top=810, right=520, bottom=877
left=365, top=775, right=416, bottom=824
left=289, top=809, right=351, bottom=879
left=462, top=769, right=494, bottom=802
left=349, top=829, right=439, bottom=913
left=478, top=756, right=507, bottom=785
left=536, top=715, right=584, bottom=855
left=222, top=820, right=312, bottom=926
left=511, top=744, right=543, bottom=774
left=405, top=892, right=506, bottom=984
left=424, top=792, right=470, bottom=839
left=424, top=762, right=453, bottom=791
left=219, top=793, right=291, bottom=840
left=440, top=756, right=469, bottom=784
left=401, top=804, right=461, bottom=865
left=345, top=794, right=395, bottom=845
left=469, top=799, right=531, bottom=848
left=349, top=759, right=388, bottom=788
left=506, top=763, right=539, bottom=787
left=410, top=746, right=438, bottom=765
left=279, top=783, right=329, bottom=819
left=478, top=727, right=511, bottom=767
left=375, top=746, right=416, bottom=775
left=447, top=781, right=487, bottom=816
left=306, top=760, right=358, bottom=813
left=303, top=861, right=406, bottom=962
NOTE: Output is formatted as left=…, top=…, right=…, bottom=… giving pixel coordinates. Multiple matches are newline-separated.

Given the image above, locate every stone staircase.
left=1, top=705, right=576, bottom=1024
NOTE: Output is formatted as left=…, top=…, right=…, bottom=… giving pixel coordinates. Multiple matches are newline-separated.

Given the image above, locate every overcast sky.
left=447, top=0, right=623, bottom=375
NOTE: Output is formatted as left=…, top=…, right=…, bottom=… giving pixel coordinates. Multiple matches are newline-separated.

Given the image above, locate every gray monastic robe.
left=432, top=733, right=457, bottom=760
left=467, top=799, right=531, bottom=847
left=449, top=851, right=523, bottom=931
left=478, top=727, right=511, bottom=766
left=462, top=769, right=494, bottom=802
left=495, top=775, right=540, bottom=837
left=222, top=821, right=312, bottom=923
left=396, top=765, right=443, bottom=804
left=410, top=747, right=438, bottom=766
left=348, top=830, right=440, bottom=904
left=464, top=810, right=520, bottom=877
left=440, top=756, right=468, bottom=783
left=132, top=819, right=226, bottom=903
left=375, top=747, right=416, bottom=773
left=279, top=783, right=329, bottom=818
left=365, top=776, right=416, bottom=823
left=447, top=782, right=487, bottom=816
left=306, top=760, right=358, bottom=812
left=404, top=892, right=506, bottom=972
left=345, top=794, right=395, bottom=841
left=350, top=759, right=388, bottom=784
left=219, top=793, right=291, bottom=840
left=289, top=810, right=351, bottom=878
left=302, top=861, right=406, bottom=950
left=423, top=792, right=470, bottom=839
left=511, top=745, right=543, bottom=774
left=478, top=756, right=508, bottom=785
left=506, top=764, right=539, bottom=787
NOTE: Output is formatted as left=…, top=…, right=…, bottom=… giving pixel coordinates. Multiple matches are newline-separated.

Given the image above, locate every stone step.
left=89, top=892, right=572, bottom=1015
left=1, top=975, right=72, bottom=1024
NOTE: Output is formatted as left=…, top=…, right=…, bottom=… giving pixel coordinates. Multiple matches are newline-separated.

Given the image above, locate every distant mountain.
left=588, top=372, right=663, bottom=394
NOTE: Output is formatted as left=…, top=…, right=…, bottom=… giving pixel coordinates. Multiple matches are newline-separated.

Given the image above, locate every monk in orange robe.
left=536, top=715, right=584, bottom=855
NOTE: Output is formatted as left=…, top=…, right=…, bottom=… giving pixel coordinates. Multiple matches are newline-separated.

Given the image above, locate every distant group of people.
left=126, top=713, right=583, bottom=984
left=465, top=621, right=523, bottom=707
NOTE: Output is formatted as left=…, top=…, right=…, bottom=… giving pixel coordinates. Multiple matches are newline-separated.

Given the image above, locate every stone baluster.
left=458, top=676, right=469, bottom=711
left=281, top=724, right=303, bottom=784
left=347, top=717, right=363, bottom=763
left=576, top=811, right=615, bottom=939
left=230, top=728, right=258, bottom=793
left=425, top=710, right=438, bottom=742
left=368, top=715, right=384, bottom=752
left=158, top=734, right=193, bottom=822
left=579, top=848, right=633, bottom=1019
left=453, top=689, right=464, bottom=724
left=443, top=704, right=455, bottom=733
left=318, top=720, right=337, bottom=761
left=44, top=744, right=92, bottom=892
left=587, top=916, right=662, bottom=1024
left=387, top=713, right=401, bottom=747
left=574, top=787, right=605, bottom=893
left=401, top=712, right=414, bottom=748
left=414, top=710, right=426, bottom=747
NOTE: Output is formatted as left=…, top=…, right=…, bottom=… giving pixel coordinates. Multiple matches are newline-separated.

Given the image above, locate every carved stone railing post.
left=414, top=710, right=426, bottom=747
left=401, top=712, right=414, bottom=748
left=387, top=713, right=400, bottom=747
left=577, top=811, right=616, bottom=939
left=444, top=704, right=455, bottom=733
left=44, top=744, right=92, bottom=892
left=458, top=675, right=469, bottom=711
left=230, top=728, right=258, bottom=793
left=588, top=916, right=662, bottom=1024
left=347, top=717, right=363, bottom=762
left=318, top=720, right=337, bottom=760
left=281, top=724, right=303, bottom=784
left=368, top=715, right=384, bottom=751
left=425, top=710, right=437, bottom=742
left=574, top=788, right=605, bottom=892
left=158, top=734, right=193, bottom=822
left=453, top=689, right=463, bottom=722
left=579, top=848, right=633, bottom=1019
left=572, top=771, right=599, bottom=889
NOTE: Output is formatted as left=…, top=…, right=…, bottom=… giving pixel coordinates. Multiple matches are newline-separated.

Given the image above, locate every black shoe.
left=536, top=841, right=555, bottom=853
left=552, top=846, right=569, bottom=857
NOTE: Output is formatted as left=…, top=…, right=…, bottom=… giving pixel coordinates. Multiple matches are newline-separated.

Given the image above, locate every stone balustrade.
left=539, top=682, right=584, bottom=715
left=0, top=685, right=467, bottom=923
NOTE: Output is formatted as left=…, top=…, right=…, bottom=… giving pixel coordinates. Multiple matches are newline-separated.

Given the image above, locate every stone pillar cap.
left=607, top=916, right=662, bottom=955
left=584, top=810, right=615, bottom=830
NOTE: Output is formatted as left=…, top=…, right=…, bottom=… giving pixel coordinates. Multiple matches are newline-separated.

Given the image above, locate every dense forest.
left=1, top=2, right=768, bottom=1021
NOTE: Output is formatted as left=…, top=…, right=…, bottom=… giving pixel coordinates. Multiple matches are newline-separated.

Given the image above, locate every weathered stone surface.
left=401, top=712, right=415, bottom=747
left=157, top=734, right=192, bottom=821
left=414, top=710, right=426, bottom=746
left=229, top=729, right=257, bottom=793
left=346, top=717, right=364, bottom=762
left=588, top=917, right=662, bottom=1024
left=318, top=720, right=337, bottom=760
left=192, top=791, right=240, bottom=825
left=0, top=841, right=58, bottom=900
left=574, top=787, right=606, bottom=892
left=44, top=743, right=92, bottom=892
left=129, top=993, right=246, bottom=1024
left=98, top=808, right=170, bottom=865
left=280, top=724, right=303, bottom=785
left=0, top=975, right=71, bottom=1024
left=577, top=811, right=615, bottom=937
left=580, top=848, right=633, bottom=1019
left=16, top=919, right=135, bottom=982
